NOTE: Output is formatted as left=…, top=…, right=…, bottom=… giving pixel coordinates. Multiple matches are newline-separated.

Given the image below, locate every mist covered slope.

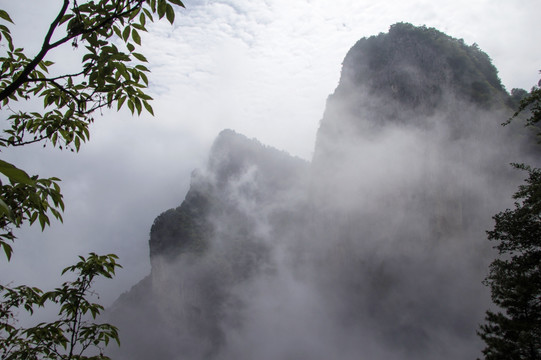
left=107, top=23, right=537, bottom=360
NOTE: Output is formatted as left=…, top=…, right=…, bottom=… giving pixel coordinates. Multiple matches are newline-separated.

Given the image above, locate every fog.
left=2, top=0, right=540, bottom=316
left=0, top=1, right=539, bottom=359
left=106, top=26, right=538, bottom=360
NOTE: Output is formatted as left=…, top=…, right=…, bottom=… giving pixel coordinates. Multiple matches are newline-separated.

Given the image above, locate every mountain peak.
left=108, top=25, right=535, bottom=360
left=338, top=22, right=505, bottom=109
left=313, top=23, right=514, bottom=166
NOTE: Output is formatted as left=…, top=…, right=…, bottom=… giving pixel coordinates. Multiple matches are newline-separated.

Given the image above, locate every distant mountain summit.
left=314, top=23, right=514, bottom=166
left=148, top=129, right=308, bottom=270
left=109, top=129, right=308, bottom=359
left=108, top=24, right=535, bottom=360
left=340, top=22, right=505, bottom=108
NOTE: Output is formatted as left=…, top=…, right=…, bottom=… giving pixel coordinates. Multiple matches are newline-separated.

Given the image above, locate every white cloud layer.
left=1, top=0, right=540, bottom=306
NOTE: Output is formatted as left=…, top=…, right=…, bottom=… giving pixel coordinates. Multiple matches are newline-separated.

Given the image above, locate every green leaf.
left=143, top=101, right=154, bottom=116
left=122, top=26, right=130, bottom=42
left=0, top=197, right=12, bottom=219
left=30, top=211, right=38, bottom=225
left=140, top=71, right=149, bottom=86
left=131, top=23, right=146, bottom=31
left=0, top=9, right=14, bottom=24
left=157, top=0, right=167, bottom=19
left=113, top=25, right=122, bottom=38
left=117, top=95, right=127, bottom=110
left=132, top=52, right=147, bottom=62
left=143, top=7, right=154, bottom=21
left=168, top=0, right=185, bottom=7
left=131, top=29, right=141, bottom=45
left=1, top=241, right=12, bottom=261
left=37, top=62, right=49, bottom=73
left=0, top=159, right=35, bottom=185
left=38, top=213, right=49, bottom=230
left=165, top=4, right=175, bottom=24
left=127, top=99, right=134, bottom=114
left=139, top=12, right=146, bottom=27
left=59, top=14, right=73, bottom=25
left=134, top=97, right=142, bottom=115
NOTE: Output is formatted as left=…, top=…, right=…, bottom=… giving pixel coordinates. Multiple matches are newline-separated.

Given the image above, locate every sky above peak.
left=1, top=0, right=540, bottom=306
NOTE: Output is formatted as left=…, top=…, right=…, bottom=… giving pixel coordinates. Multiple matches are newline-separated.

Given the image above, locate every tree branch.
left=49, top=0, right=144, bottom=49
left=0, top=0, right=70, bottom=103
left=0, top=0, right=144, bottom=107
left=1, top=134, right=49, bottom=147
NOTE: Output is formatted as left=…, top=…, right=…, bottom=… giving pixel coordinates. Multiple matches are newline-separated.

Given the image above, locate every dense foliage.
left=0, top=0, right=184, bottom=260
left=479, top=79, right=541, bottom=359
left=0, top=1, right=183, bottom=359
left=478, top=165, right=541, bottom=360
left=1, top=253, right=121, bottom=360
left=339, top=22, right=506, bottom=111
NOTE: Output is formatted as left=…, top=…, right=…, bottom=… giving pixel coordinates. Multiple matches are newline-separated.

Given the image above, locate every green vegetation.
left=0, top=0, right=183, bottom=260
left=478, top=78, right=541, bottom=360
left=512, top=76, right=541, bottom=140
left=341, top=23, right=506, bottom=110
left=150, top=189, right=212, bottom=260
left=1, top=253, right=121, bottom=360
left=0, top=1, right=183, bottom=359
left=478, top=165, right=541, bottom=360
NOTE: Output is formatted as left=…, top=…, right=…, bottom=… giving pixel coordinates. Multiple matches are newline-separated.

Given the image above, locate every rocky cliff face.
left=148, top=129, right=309, bottom=271
left=312, top=22, right=528, bottom=246
left=107, top=24, right=536, bottom=360
left=108, top=129, right=309, bottom=359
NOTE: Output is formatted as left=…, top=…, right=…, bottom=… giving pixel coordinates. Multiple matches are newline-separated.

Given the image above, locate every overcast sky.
left=1, top=0, right=540, bottom=306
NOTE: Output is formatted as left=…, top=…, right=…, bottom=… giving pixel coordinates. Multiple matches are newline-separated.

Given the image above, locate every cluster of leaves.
left=478, top=164, right=541, bottom=360
left=0, top=2, right=183, bottom=359
left=0, top=253, right=122, bottom=360
left=0, top=159, right=64, bottom=260
left=513, top=76, right=541, bottom=139
left=479, top=77, right=541, bottom=359
left=0, top=0, right=184, bottom=261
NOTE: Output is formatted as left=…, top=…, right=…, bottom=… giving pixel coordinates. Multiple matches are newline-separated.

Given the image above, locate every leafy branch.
left=0, top=253, right=122, bottom=360
left=0, top=0, right=184, bottom=261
